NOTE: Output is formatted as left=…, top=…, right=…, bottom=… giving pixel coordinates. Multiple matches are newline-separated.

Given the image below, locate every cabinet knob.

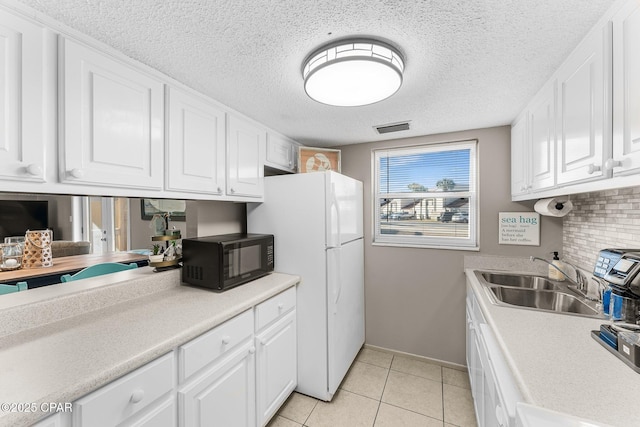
left=217, top=187, right=222, bottom=194
left=520, top=186, right=526, bottom=192
left=26, top=164, right=42, bottom=176
left=526, top=184, right=532, bottom=189
left=69, top=168, right=85, bottom=179
left=249, top=346, right=256, bottom=354
left=587, top=164, right=601, bottom=174
left=277, top=302, right=284, bottom=310
left=229, top=188, right=235, bottom=194
left=259, top=338, right=267, bottom=346
left=604, top=158, right=623, bottom=170
left=130, top=389, right=145, bottom=404
left=221, top=335, right=231, bottom=345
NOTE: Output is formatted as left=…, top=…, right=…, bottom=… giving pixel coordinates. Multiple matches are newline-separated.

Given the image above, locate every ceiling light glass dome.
left=302, top=39, right=405, bottom=107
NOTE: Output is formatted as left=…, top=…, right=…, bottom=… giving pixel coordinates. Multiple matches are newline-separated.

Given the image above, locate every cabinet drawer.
left=179, top=309, right=254, bottom=382
left=73, top=352, right=174, bottom=427
left=255, top=287, right=296, bottom=331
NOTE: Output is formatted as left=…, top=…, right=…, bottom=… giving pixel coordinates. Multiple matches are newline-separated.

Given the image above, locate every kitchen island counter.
left=466, top=264, right=639, bottom=427
left=0, top=268, right=299, bottom=427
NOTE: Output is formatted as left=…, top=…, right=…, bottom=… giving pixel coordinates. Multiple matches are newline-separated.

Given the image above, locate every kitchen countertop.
left=0, top=268, right=299, bottom=427
left=465, top=263, right=640, bottom=427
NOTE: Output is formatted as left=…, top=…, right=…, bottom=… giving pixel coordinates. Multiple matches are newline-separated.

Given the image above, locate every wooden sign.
left=498, top=212, right=540, bottom=246
left=298, top=147, right=341, bottom=173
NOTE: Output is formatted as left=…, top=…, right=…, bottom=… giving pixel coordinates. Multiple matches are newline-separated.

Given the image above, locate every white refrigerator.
left=247, top=171, right=364, bottom=401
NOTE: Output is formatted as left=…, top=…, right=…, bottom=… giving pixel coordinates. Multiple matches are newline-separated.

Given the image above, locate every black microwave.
left=182, top=233, right=274, bottom=291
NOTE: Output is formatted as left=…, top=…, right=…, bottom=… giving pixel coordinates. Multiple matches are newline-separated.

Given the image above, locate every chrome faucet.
left=530, top=256, right=592, bottom=298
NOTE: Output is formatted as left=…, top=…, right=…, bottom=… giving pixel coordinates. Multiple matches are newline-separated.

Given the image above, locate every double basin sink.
left=475, top=271, right=605, bottom=318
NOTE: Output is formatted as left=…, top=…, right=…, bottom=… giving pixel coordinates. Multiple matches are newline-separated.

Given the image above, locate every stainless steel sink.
left=475, top=270, right=605, bottom=318
left=480, top=272, right=559, bottom=290
left=487, top=287, right=599, bottom=316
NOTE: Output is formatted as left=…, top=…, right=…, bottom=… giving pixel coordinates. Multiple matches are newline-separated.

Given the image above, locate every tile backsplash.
left=563, top=186, right=640, bottom=270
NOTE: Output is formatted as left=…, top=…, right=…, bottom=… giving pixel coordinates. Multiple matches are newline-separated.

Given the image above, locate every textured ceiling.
left=17, top=0, right=616, bottom=147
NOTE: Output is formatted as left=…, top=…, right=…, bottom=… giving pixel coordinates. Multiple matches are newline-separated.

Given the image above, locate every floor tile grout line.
left=370, top=354, right=394, bottom=426
left=380, top=401, right=446, bottom=423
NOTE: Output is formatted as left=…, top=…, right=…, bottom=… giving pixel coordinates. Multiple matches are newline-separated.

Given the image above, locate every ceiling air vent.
left=374, top=121, right=411, bottom=134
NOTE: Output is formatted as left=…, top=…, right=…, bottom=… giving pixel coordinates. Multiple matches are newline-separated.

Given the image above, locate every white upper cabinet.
left=511, top=114, right=529, bottom=197
left=611, top=0, right=640, bottom=175
left=529, top=81, right=556, bottom=191
left=265, top=133, right=298, bottom=173
left=59, top=38, right=164, bottom=190
left=0, top=9, right=53, bottom=183
left=166, top=87, right=225, bottom=195
left=227, top=114, right=265, bottom=198
left=556, top=22, right=612, bottom=185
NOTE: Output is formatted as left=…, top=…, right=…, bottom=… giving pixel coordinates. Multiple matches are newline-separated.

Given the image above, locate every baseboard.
left=363, top=343, right=468, bottom=372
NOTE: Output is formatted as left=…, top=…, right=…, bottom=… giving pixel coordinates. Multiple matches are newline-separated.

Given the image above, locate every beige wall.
left=338, top=125, right=564, bottom=366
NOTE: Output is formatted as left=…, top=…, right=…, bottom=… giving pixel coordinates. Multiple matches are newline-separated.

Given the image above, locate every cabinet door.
left=265, top=133, right=297, bottom=173
left=256, top=310, right=296, bottom=427
left=60, top=38, right=164, bottom=190
left=227, top=114, right=265, bottom=198
left=528, top=82, right=556, bottom=191
left=179, top=342, right=256, bottom=427
left=166, top=87, right=225, bottom=194
left=556, top=23, right=611, bottom=184
left=0, top=9, right=52, bottom=182
left=511, top=115, right=529, bottom=196
left=611, top=0, right=640, bottom=175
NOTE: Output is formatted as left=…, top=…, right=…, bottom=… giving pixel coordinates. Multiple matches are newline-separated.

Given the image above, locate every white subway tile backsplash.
left=563, top=187, right=640, bottom=271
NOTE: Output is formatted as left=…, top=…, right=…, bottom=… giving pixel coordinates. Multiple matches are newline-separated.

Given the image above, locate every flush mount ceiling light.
left=302, top=39, right=404, bottom=107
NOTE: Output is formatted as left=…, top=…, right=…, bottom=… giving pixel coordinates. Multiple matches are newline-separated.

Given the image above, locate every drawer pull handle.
left=259, top=338, right=267, bottom=346
left=249, top=346, right=256, bottom=354
left=221, top=335, right=231, bottom=345
left=130, top=389, right=145, bottom=404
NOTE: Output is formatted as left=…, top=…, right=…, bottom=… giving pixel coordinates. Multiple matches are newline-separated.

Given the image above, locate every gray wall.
left=563, top=187, right=640, bottom=270
left=338, top=125, right=564, bottom=366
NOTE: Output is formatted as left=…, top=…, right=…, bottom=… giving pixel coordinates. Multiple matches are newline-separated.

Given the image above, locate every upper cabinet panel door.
left=611, top=0, right=640, bottom=175
left=60, top=38, right=164, bottom=190
left=265, top=133, right=297, bottom=173
left=511, top=115, right=529, bottom=197
left=166, top=87, right=225, bottom=194
left=529, top=81, right=556, bottom=191
left=0, top=9, right=52, bottom=182
left=556, top=23, right=612, bottom=185
left=227, top=114, right=265, bottom=198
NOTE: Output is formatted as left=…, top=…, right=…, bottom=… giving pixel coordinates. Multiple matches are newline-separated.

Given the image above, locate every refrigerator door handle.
left=327, top=182, right=342, bottom=249
left=331, top=248, right=342, bottom=313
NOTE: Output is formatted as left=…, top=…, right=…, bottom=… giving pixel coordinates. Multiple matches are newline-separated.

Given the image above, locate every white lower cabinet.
left=179, top=342, right=256, bottom=427
left=255, top=287, right=297, bottom=427
left=467, top=283, right=522, bottom=427
left=53, top=288, right=297, bottom=427
left=72, top=352, right=175, bottom=427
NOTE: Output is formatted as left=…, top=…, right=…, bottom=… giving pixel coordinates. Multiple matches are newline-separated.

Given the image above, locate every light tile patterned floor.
left=268, top=348, right=478, bottom=427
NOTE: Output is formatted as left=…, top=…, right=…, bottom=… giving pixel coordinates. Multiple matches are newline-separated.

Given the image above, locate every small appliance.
left=181, top=233, right=274, bottom=291
left=594, top=249, right=640, bottom=323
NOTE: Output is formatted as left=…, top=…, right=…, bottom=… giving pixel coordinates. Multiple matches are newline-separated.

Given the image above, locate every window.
left=373, top=140, right=477, bottom=249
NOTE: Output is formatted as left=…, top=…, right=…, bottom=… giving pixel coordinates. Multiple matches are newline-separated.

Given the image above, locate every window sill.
left=371, top=241, right=480, bottom=251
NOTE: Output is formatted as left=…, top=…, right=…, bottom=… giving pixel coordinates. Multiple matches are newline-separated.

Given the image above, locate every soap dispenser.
left=549, top=251, right=565, bottom=281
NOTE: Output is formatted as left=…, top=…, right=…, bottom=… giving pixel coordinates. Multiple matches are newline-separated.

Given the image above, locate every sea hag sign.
left=498, top=212, right=540, bottom=246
